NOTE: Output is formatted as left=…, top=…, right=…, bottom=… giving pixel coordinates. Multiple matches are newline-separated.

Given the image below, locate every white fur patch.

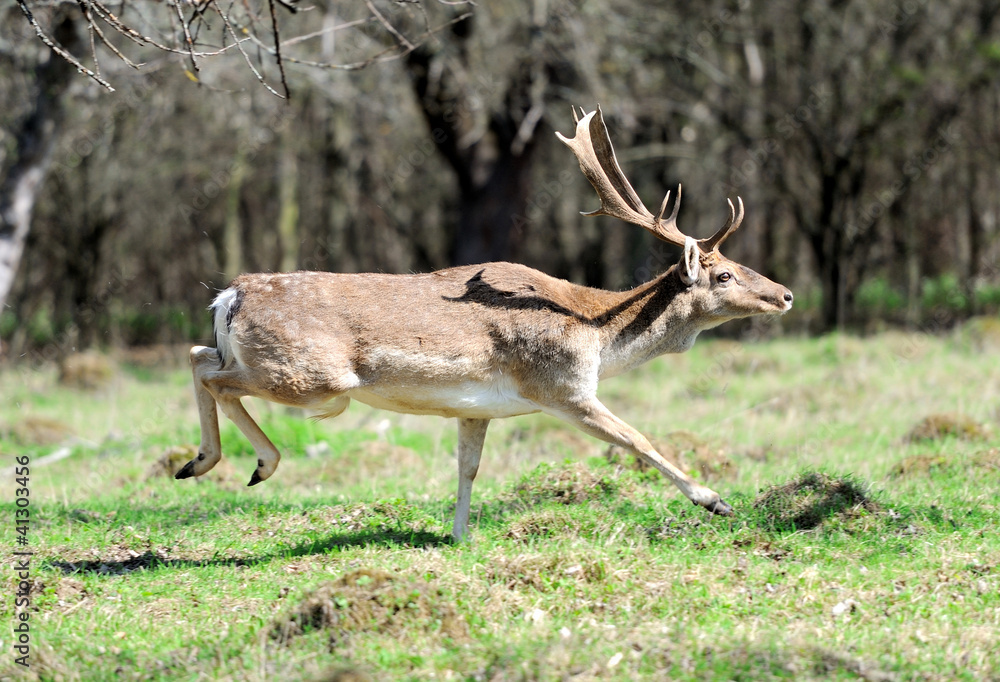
left=211, top=288, right=239, bottom=367
left=348, top=374, right=540, bottom=419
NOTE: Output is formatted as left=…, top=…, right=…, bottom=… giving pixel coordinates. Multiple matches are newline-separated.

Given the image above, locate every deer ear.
left=679, top=236, right=701, bottom=285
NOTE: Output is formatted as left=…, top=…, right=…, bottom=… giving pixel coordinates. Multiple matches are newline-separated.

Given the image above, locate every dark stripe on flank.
left=226, top=289, right=244, bottom=328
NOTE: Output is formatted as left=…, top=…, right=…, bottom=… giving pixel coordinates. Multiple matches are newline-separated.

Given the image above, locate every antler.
left=556, top=105, right=688, bottom=248
left=556, top=105, right=744, bottom=256
left=700, top=196, right=744, bottom=253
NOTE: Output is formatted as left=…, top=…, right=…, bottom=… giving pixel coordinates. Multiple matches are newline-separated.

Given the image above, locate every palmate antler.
left=556, top=105, right=744, bottom=258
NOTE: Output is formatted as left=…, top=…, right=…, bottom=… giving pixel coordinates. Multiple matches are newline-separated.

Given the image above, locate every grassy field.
left=1, top=328, right=999, bottom=681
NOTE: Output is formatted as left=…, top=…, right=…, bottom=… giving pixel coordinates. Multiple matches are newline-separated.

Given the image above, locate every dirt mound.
left=890, top=449, right=1000, bottom=478
left=973, top=448, right=1000, bottom=470
left=485, top=551, right=607, bottom=588
left=311, top=670, right=374, bottom=682
left=25, top=577, right=88, bottom=612
left=119, top=344, right=188, bottom=369
left=52, top=543, right=175, bottom=575
left=753, top=472, right=880, bottom=531
left=58, top=351, right=115, bottom=390
left=270, top=569, right=468, bottom=646
left=888, top=454, right=950, bottom=478
left=503, top=508, right=590, bottom=541
left=904, top=413, right=990, bottom=443
left=503, top=461, right=625, bottom=507
left=605, top=430, right=737, bottom=482
left=145, top=445, right=239, bottom=486
left=5, top=415, right=75, bottom=446
left=958, top=316, right=1000, bottom=351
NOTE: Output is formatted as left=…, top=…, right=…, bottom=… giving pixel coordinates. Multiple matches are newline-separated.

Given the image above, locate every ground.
left=0, top=330, right=998, bottom=681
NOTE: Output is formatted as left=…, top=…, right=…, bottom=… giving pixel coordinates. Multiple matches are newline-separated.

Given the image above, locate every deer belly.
left=347, top=377, right=540, bottom=419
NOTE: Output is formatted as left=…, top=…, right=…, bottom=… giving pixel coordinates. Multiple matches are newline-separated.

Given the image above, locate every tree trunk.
left=406, top=26, right=543, bottom=267
left=0, top=11, right=79, bottom=338
left=453, top=129, right=535, bottom=265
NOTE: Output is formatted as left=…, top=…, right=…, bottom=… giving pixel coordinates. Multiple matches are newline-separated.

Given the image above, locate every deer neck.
left=596, top=266, right=707, bottom=378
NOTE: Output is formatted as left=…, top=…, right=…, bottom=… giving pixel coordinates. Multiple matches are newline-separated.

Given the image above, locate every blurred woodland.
left=1, top=0, right=1000, bottom=362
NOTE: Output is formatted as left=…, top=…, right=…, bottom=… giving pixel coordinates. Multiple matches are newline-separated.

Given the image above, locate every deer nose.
left=783, top=291, right=793, bottom=303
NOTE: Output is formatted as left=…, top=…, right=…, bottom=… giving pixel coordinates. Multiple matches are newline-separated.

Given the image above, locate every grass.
left=0, top=329, right=999, bottom=681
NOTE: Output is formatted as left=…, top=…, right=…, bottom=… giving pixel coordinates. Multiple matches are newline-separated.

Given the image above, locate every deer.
left=175, top=106, right=793, bottom=542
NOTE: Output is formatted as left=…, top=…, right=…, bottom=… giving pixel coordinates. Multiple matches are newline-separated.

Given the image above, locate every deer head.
left=556, top=105, right=792, bottom=324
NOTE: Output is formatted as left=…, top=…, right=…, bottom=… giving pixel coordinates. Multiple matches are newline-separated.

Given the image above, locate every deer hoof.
left=247, top=470, right=264, bottom=487
left=175, top=460, right=197, bottom=480
left=705, top=498, right=734, bottom=516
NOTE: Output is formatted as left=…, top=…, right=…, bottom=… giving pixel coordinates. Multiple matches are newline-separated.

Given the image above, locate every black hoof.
left=174, top=461, right=197, bottom=480
left=705, top=498, right=734, bottom=516
left=247, top=470, right=263, bottom=487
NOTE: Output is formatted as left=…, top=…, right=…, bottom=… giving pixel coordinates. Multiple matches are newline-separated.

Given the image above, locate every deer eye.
left=717, top=272, right=732, bottom=283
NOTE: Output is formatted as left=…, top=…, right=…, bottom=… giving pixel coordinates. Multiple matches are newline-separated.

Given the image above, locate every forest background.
left=2, top=0, right=1000, bottom=361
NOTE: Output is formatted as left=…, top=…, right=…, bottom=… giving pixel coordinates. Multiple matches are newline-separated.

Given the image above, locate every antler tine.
left=700, top=196, right=745, bottom=253
left=656, top=183, right=682, bottom=226
left=556, top=106, right=689, bottom=249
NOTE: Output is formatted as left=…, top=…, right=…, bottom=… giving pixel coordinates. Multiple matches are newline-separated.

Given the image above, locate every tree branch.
left=16, top=0, right=115, bottom=92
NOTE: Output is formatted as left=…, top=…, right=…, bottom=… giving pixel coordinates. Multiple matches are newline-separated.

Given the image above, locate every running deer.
left=176, top=106, right=793, bottom=542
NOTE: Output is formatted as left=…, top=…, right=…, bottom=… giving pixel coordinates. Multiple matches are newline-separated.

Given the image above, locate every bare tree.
left=2, top=0, right=472, bottom=357
left=0, top=6, right=79, bottom=323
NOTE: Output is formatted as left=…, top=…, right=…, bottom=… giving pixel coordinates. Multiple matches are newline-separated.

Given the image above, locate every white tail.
left=177, top=107, right=793, bottom=542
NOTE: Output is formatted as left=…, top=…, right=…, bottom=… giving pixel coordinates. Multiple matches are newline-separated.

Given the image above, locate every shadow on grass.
left=46, top=527, right=451, bottom=577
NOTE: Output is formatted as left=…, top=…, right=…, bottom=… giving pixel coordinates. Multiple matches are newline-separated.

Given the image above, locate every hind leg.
left=212, top=394, right=283, bottom=486
left=176, top=346, right=224, bottom=480
left=177, top=346, right=283, bottom=486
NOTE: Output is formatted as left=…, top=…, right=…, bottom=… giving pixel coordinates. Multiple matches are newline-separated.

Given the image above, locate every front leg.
left=452, top=418, right=490, bottom=543
left=544, top=398, right=733, bottom=515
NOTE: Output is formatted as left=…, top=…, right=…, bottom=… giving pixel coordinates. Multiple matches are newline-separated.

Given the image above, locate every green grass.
left=1, top=330, right=999, bottom=681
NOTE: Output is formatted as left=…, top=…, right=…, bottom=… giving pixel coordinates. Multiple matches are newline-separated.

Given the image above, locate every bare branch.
left=240, top=10, right=473, bottom=72
left=365, top=0, right=415, bottom=51
left=267, top=0, right=290, bottom=100
left=171, top=0, right=200, bottom=73
left=87, top=0, right=245, bottom=59
left=16, top=0, right=115, bottom=92
left=17, top=0, right=475, bottom=95
left=77, top=0, right=142, bottom=69
left=280, top=17, right=371, bottom=48
left=212, top=1, right=286, bottom=98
